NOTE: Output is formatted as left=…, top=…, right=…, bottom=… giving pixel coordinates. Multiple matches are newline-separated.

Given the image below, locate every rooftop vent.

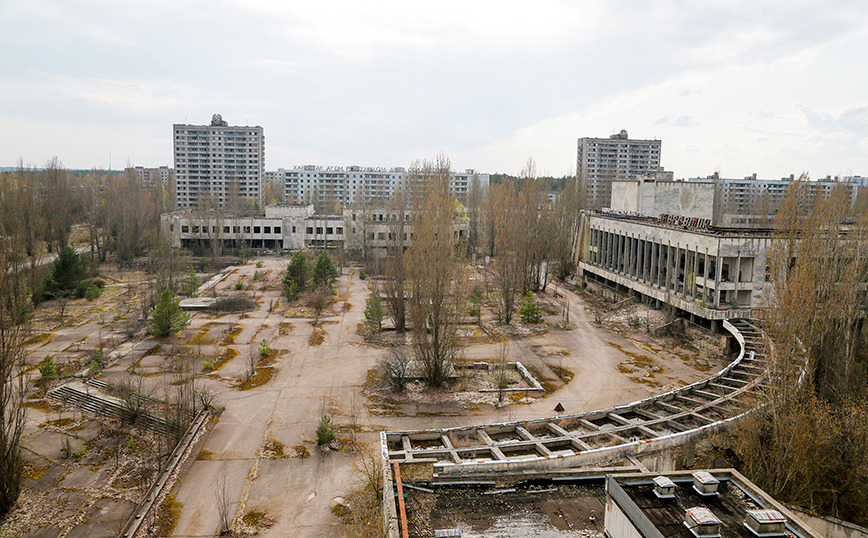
left=653, top=476, right=676, bottom=499
left=692, top=471, right=720, bottom=496
left=684, top=507, right=722, bottom=538
left=745, top=509, right=787, bottom=537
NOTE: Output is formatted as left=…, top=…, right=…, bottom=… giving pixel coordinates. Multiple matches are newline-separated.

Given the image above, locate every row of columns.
left=590, top=227, right=727, bottom=308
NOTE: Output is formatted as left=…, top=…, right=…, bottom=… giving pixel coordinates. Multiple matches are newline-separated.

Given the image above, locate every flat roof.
left=613, top=475, right=805, bottom=538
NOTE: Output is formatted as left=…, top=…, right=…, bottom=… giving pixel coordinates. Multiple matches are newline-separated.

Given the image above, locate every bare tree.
left=382, top=189, right=409, bottom=332
left=406, top=154, right=462, bottom=387
left=0, top=229, right=29, bottom=516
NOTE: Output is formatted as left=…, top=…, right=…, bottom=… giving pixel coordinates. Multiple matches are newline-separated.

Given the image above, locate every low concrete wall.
left=788, top=508, right=868, bottom=538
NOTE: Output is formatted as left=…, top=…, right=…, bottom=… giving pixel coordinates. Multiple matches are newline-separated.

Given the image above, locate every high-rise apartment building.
left=173, top=114, right=264, bottom=209
left=577, top=130, right=661, bottom=208
left=126, top=165, right=172, bottom=187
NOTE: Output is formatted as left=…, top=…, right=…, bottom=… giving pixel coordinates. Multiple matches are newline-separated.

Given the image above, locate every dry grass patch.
left=309, top=326, right=326, bottom=346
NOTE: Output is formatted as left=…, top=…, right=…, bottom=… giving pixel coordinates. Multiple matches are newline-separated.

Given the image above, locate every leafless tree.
left=0, top=231, right=29, bottom=517
left=406, top=154, right=463, bottom=387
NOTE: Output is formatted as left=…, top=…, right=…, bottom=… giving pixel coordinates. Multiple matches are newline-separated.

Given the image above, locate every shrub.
left=234, top=280, right=244, bottom=290
left=258, top=339, right=271, bottom=357
left=255, top=260, right=264, bottom=268
left=83, top=284, right=101, bottom=301
left=202, top=357, right=214, bottom=372
left=378, top=350, right=410, bottom=393
left=359, top=270, right=366, bottom=280
left=39, top=355, right=57, bottom=379
left=518, top=291, right=543, bottom=324
left=74, top=446, right=87, bottom=458
left=126, top=437, right=138, bottom=449
left=253, top=271, right=263, bottom=281
left=207, top=297, right=256, bottom=313
left=316, top=415, right=335, bottom=446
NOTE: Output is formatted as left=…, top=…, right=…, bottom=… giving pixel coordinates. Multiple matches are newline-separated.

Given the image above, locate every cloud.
left=794, top=103, right=868, bottom=138
left=655, top=116, right=697, bottom=128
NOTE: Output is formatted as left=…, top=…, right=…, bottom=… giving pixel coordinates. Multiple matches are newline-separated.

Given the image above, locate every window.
left=326, top=227, right=333, bottom=235
left=253, top=226, right=261, bottom=233
left=181, top=225, right=189, bottom=233
left=264, top=226, right=271, bottom=234
left=244, top=226, right=251, bottom=233
left=224, top=226, right=230, bottom=233
left=274, top=227, right=281, bottom=234
left=377, top=232, right=385, bottom=240
left=336, top=227, right=343, bottom=235
left=316, top=227, right=323, bottom=234
left=233, top=226, right=240, bottom=233
left=306, top=227, right=313, bottom=234
left=193, top=226, right=200, bottom=233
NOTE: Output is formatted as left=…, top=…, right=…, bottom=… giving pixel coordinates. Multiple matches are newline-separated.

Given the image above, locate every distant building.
left=126, top=166, right=172, bottom=187
left=173, top=114, right=264, bottom=209
left=609, top=173, right=864, bottom=227
left=269, top=165, right=489, bottom=207
left=577, top=130, right=662, bottom=208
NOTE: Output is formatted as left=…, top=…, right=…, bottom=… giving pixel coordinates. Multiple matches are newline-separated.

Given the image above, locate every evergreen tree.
left=148, top=290, right=190, bottom=337
left=312, top=252, right=339, bottom=290
left=364, top=290, right=387, bottom=332
left=43, top=246, right=88, bottom=299
left=518, top=291, right=543, bottom=324
left=283, top=251, right=309, bottom=300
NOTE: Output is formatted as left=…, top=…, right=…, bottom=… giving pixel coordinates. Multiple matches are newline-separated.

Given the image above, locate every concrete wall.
left=653, top=182, right=714, bottom=220
left=788, top=508, right=868, bottom=538
left=612, top=181, right=641, bottom=212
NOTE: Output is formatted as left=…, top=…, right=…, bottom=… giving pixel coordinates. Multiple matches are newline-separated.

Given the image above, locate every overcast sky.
left=1, top=0, right=866, bottom=179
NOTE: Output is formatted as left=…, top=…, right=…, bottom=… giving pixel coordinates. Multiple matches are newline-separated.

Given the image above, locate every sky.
left=1, top=0, right=866, bottom=179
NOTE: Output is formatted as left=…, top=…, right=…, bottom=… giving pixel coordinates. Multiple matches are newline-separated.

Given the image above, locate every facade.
left=577, top=210, right=772, bottom=327
left=577, top=130, right=662, bottom=209
left=160, top=203, right=467, bottom=256
left=173, top=114, right=264, bottom=209
left=270, top=165, right=489, bottom=207
left=126, top=165, right=172, bottom=187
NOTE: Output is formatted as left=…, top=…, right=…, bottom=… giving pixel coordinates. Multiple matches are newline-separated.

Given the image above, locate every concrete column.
left=692, top=248, right=699, bottom=299
left=714, top=241, right=723, bottom=307
left=674, top=244, right=682, bottom=295
left=608, top=231, right=614, bottom=271
left=633, top=236, right=640, bottom=279
left=652, top=242, right=659, bottom=287
left=734, top=250, right=741, bottom=303
left=664, top=242, right=671, bottom=291
left=703, top=249, right=710, bottom=302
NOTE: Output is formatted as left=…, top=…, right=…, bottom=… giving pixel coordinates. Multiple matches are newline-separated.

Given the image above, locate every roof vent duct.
left=745, top=509, right=787, bottom=537
left=692, top=471, right=720, bottom=496
left=653, top=476, right=676, bottom=499
left=684, top=507, right=722, bottom=538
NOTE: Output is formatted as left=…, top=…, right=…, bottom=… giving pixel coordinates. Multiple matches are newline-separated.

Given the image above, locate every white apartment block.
left=271, top=165, right=489, bottom=207
left=173, top=114, right=264, bottom=209
left=127, top=165, right=172, bottom=187
left=577, top=130, right=662, bottom=209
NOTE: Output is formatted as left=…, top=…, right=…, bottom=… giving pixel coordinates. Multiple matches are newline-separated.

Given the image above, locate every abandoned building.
left=160, top=203, right=468, bottom=256
left=384, top=467, right=822, bottom=538
left=576, top=209, right=771, bottom=328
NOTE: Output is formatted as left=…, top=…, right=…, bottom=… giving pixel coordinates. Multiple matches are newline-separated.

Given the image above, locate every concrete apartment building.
left=269, top=165, right=489, bottom=207
left=577, top=130, right=662, bottom=208
left=173, top=114, right=264, bottom=209
left=126, top=165, right=172, bottom=187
